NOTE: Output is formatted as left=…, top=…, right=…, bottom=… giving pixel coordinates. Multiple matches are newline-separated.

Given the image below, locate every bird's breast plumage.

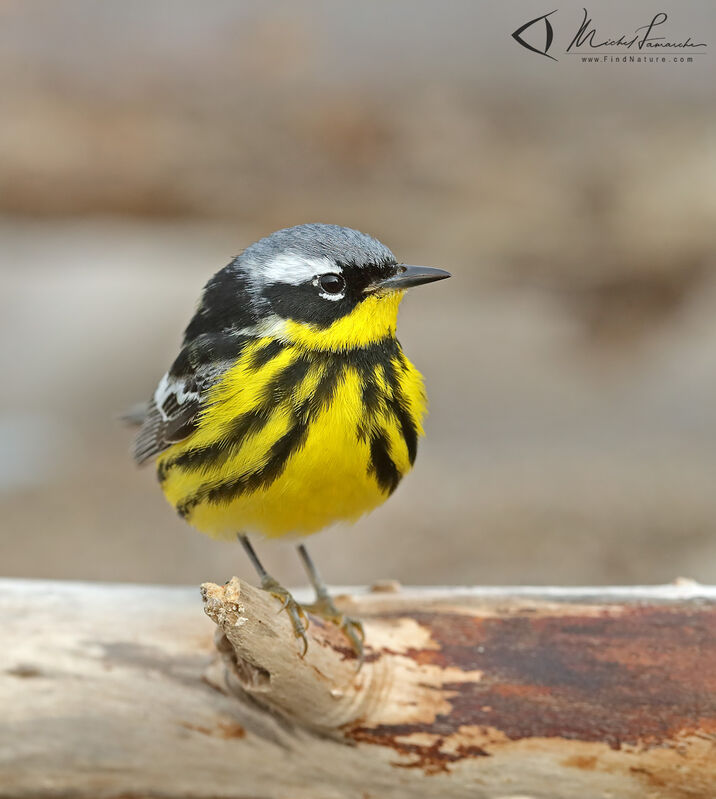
left=156, top=334, right=427, bottom=540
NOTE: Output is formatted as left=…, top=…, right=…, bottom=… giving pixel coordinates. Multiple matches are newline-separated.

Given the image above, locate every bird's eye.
left=318, top=273, right=345, bottom=296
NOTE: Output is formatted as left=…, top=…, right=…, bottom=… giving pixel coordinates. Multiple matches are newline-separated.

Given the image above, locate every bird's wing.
left=130, top=332, right=247, bottom=465
left=130, top=376, right=202, bottom=465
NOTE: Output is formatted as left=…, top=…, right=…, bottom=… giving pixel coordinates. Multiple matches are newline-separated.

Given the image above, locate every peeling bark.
left=1, top=578, right=714, bottom=799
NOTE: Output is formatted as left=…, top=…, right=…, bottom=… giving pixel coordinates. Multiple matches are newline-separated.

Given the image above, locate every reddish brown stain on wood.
left=216, top=721, right=246, bottom=739
left=346, top=604, right=716, bottom=770
left=562, top=754, right=598, bottom=770
left=179, top=720, right=246, bottom=739
left=349, top=728, right=489, bottom=775
left=630, top=765, right=667, bottom=787
left=6, top=664, right=43, bottom=678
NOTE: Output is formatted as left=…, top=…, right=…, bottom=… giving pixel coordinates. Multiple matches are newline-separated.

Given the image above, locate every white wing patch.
left=132, top=373, right=204, bottom=464
left=154, top=373, right=200, bottom=422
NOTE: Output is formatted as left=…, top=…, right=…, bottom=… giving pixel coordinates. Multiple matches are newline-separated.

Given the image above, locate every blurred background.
left=1, top=1, right=715, bottom=587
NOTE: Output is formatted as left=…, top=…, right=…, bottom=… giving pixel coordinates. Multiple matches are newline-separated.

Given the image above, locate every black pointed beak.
left=372, top=264, right=451, bottom=292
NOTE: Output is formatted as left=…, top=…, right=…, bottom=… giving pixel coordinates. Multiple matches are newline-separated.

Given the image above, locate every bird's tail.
left=119, top=401, right=150, bottom=427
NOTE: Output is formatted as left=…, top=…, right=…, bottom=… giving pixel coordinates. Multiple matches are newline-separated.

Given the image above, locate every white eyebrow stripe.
left=259, top=254, right=340, bottom=285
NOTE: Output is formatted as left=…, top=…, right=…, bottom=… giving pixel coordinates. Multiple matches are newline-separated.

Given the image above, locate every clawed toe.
left=305, top=595, right=365, bottom=666
left=261, top=576, right=309, bottom=656
left=341, top=617, right=365, bottom=668
left=257, top=577, right=365, bottom=665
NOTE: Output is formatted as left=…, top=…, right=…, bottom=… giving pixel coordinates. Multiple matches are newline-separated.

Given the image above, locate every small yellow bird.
left=131, top=224, right=449, bottom=659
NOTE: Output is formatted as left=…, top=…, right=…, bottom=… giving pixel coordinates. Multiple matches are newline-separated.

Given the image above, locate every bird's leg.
left=296, top=543, right=365, bottom=665
left=237, top=533, right=308, bottom=656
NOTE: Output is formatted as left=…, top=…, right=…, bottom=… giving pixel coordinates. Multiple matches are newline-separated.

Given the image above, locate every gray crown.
left=238, top=224, right=395, bottom=270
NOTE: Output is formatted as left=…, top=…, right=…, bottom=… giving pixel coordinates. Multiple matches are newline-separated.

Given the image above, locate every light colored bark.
left=1, top=577, right=714, bottom=799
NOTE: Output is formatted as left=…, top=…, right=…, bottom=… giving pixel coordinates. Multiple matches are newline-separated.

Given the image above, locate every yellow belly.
left=156, top=338, right=426, bottom=541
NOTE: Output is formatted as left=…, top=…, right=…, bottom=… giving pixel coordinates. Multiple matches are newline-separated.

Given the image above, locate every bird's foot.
left=260, top=576, right=309, bottom=657
left=305, top=593, right=365, bottom=666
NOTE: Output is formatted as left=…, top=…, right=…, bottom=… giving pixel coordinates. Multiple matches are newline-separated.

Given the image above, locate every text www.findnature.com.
left=581, top=55, right=695, bottom=63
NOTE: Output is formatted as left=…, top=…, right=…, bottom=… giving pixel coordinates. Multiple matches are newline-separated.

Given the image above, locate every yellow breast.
left=156, top=334, right=427, bottom=540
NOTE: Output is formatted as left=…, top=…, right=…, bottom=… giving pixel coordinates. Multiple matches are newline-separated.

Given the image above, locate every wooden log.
left=0, top=577, right=714, bottom=798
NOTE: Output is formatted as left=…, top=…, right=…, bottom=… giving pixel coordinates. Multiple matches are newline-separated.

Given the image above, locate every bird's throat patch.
left=283, top=291, right=404, bottom=351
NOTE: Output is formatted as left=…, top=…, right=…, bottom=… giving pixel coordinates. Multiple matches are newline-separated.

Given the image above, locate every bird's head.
left=191, top=224, right=450, bottom=351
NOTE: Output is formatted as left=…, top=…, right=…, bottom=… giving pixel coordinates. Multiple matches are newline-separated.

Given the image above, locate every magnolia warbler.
left=130, top=224, right=449, bottom=660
